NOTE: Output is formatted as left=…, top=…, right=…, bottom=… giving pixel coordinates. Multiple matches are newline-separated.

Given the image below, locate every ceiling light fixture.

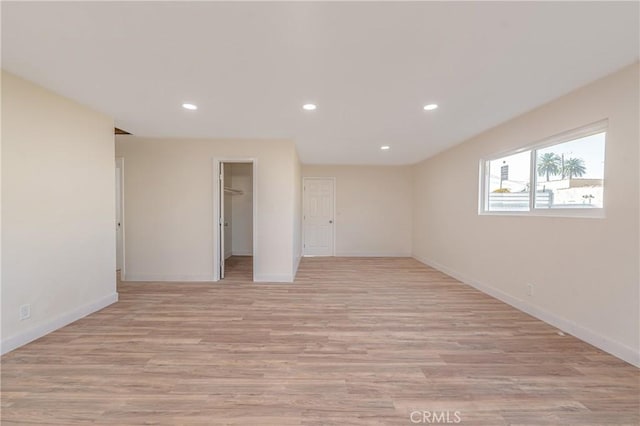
left=423, top=104, right=438, bottom=111
left=380, top=145, right=390, bottom=150
left=302, top=103, right=317, bottom=111
left=182, top=103, right=198, bottom=110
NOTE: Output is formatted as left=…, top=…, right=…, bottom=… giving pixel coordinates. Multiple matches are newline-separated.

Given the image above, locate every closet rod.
left=224, top=187, right=243, bottom=195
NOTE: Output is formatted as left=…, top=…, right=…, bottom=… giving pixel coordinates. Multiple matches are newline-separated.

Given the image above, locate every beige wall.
left=302, top=165, right=413, bottom=256
left=1, top=71, right=117, bottom=353
left=412, top=63, right=639, bottom=366
left=115, top=137, right=298, bottom=282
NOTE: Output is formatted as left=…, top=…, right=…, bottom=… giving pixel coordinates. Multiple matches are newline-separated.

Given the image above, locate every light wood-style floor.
left=223, top=255, right=253, bottom=282
left=1, top=257, right=638, bottom=425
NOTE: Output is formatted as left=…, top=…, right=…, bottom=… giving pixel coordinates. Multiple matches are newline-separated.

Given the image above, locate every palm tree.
left=537, top=152, right=561, bottom=182
left=563, top=157, right=586, bottom=180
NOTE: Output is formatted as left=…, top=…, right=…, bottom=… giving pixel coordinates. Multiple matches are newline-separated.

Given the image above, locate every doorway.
left=216, top=160, right=255, bottom=281
left=115, top=158, right=125, bottom=278
left=303, top=177, right=335, bottom=256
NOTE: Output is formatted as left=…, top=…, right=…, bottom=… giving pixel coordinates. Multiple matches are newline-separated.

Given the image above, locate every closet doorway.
left=115, top=158, right=125, bottom=278
left=216, top=160, right=255, bottom=281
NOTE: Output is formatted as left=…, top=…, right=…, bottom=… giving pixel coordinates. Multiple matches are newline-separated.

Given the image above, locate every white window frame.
left=479, top=119, right=607, bottom=219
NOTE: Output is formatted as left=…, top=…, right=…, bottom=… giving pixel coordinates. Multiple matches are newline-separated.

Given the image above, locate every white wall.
left=412, top=63, right=640, bottom=366
left=115, top=137, right=298, bottom=282
left=302, top=165, right=413, bottom=257
left=229, top=163, right=253, bottom=256
left=1, top=71, right=117, bottom=354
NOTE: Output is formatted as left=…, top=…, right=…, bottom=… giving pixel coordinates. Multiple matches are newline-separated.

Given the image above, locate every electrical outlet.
left=526, top=284, right=534, bottom=296
left=19, top=304, right=31, bottom=320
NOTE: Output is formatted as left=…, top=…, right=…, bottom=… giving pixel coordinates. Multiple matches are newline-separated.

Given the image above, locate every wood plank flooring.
left=2, top=257, right=638, bottom=425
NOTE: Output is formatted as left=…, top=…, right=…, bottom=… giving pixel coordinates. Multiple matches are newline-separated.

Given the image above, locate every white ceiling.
left=2, top=2, right=638, bottom=165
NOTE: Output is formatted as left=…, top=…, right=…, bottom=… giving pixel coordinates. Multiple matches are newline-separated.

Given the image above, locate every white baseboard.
left=254, top=273, right=294, bottom=283
left=124, top=274, right=216, bottom=282
left=231, top=250, right=252, bottom=256
left=413, top=255, right=640, bottom=368
left=1, top=292, right=119, bottom=355
left=335, top=252, right=412, bottom=257
left=225, top=252, right=233, bottom=259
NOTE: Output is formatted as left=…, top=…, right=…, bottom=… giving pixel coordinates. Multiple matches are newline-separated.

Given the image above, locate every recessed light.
left=182, top=103, right=198, bottom=110
left=423, top=104, right=438, bottom=111
left=302, top=103, right=317, bottom=111
left=380, top=145, right=390, bottom=150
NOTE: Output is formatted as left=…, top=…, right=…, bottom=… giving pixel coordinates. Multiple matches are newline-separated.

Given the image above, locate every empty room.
left=1, top=2, right=639, bottom=425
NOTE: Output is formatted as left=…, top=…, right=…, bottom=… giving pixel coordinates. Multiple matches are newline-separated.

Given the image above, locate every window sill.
left=478, top=208, right=605, bottom=219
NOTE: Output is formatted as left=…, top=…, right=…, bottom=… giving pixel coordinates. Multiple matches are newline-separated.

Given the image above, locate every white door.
left=219, top=162, right=226, bottom=279
left=303, top=178, right=335, bottom=256
left=115, top=160, right=123, bottom=271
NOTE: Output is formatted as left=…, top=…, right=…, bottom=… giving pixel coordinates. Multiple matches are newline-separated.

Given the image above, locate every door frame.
left=115, top=157, right=126, bottom=279
left=213, top=158, right=257, bottom=281
left=302, top=177, right=336, bottom=257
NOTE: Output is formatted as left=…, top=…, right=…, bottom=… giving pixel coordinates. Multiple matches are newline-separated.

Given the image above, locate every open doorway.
left=115, top=158, right=125, bottom=280
left=216, top=160, right=255, bottom=281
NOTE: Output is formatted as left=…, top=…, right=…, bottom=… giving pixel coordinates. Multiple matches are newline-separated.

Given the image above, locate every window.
left=486, top=151, right=531, bottom=211
left=480, top=120, right=607, bottom=216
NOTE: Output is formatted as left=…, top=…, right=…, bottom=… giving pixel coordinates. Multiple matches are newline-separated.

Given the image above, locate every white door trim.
left=115, top=157, right=126, bottom=280
left=219, top=162, right=226, bottom=279
left=302, top=177, right=336, bottom=257
left=213, top=158, right=257, bottom=282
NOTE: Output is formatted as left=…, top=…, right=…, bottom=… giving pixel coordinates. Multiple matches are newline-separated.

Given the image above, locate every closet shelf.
left=224, top=187, right=243, bottom=195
